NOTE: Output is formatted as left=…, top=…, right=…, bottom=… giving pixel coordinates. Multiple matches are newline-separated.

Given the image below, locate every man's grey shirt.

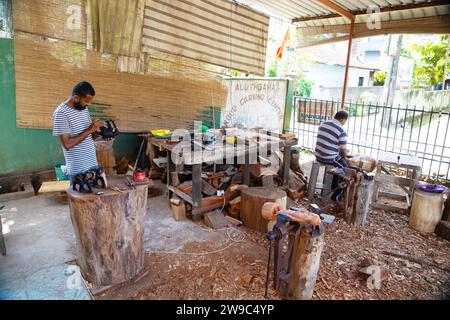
left=52, top=103, right=98, bottom=176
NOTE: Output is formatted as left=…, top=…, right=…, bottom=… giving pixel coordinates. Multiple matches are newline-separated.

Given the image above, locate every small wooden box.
left=96, top=148, right=116, bottom=175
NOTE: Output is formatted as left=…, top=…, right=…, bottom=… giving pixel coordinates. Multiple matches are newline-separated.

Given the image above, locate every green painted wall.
left=0, top=39, right=140, bottom=176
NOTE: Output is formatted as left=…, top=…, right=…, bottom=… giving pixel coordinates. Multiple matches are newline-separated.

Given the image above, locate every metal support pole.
left=341, top=20, right=355, bottom=109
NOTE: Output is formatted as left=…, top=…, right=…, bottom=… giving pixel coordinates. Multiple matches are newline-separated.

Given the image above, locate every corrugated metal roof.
left=235, top=0, right=450, bottom=26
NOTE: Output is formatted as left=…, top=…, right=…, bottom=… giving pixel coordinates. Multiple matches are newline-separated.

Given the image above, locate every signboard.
left=297, top=99, right=336, bottom=124
left=221, top=79, right=288, bottom=132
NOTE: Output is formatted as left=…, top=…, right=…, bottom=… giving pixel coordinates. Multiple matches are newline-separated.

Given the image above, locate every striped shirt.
left=52, top=103, right=98, bottom=176
left=315, top=119, right=347, bottom=163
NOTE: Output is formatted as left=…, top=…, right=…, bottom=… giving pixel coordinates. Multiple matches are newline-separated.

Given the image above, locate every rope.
left=147, top=226, right=246, bottom=256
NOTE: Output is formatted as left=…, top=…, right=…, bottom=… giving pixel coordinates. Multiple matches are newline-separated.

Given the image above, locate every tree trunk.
left=288, top=225, right=324, bottom=300
left=68, top=176, right=148, bottom=285
left=347, top=176, right=374, bottom=225
left=240, top=187, right=286, bottom=232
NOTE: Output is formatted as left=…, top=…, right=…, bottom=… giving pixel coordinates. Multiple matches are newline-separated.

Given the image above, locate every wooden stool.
left=307, top=161, right=335, bottom=200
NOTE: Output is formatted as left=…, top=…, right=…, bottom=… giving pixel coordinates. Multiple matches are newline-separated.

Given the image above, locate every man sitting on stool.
left=314, top=110, right=349, bottom=201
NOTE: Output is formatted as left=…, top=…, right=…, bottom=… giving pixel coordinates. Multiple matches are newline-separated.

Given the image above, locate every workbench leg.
left=166, top=150, right=174, bottom=198
left=322, top=165, right=334, bottom=201
left=282, top=146, right=291, bottom=186
left=243, top=152, right=250, bottom=186
left=372, top=165, right=381, bottom=203
left=192, top=164, right=202, bottom=209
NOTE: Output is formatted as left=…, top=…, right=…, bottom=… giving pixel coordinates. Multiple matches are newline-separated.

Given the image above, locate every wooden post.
left=282, top=145, right=292, bottom=186
left=67, top=176, right=148, bottom=286
left=240, top=187, right=286, bottom=232
left=341, top=20, right=355, bottom=109
left=347, top=176, right=374, bottom=225
left=287, top=225, right=324, bottom=300
left=192, top=164, right=202, bottom=209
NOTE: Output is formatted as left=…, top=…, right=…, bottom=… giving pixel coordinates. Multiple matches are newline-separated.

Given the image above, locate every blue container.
left=54, top=164, right=69, bottom=181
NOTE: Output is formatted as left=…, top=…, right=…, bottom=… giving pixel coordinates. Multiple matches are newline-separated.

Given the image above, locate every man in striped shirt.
left=52, top=82, right=103, bottom=182
left=315, top=111, right=349, bottom=201
left=315, top=110, right=349, bottom=167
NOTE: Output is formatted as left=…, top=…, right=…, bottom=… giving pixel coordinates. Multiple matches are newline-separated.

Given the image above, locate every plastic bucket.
left=54, top=164, right=69, bottom=181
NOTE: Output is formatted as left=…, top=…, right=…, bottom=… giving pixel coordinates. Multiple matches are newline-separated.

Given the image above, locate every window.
left=0, top=0, right=13, bottom=39
left=358, top=77, right=364, bottom=87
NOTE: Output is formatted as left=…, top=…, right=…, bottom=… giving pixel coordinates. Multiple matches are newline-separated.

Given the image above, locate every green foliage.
left=296, top=79, right=313, bottom=97
left=412, top=35, right=449, bottom=87
left=373, top=71, right=386, bottom=86
left=346, top=103, right=380, bottom=117
left=266, top=62, right=278, bottom=77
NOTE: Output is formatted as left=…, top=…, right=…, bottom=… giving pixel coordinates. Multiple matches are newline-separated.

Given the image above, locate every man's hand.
left=59, top=120, right=105, bottom=150
left=89, top=120, right=104, bottom=133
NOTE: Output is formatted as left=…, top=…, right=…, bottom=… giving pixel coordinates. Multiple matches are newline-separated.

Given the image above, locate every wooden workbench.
left=147, top=129, right=297, bottom=217
left=372, top=151, right=422, bottom=213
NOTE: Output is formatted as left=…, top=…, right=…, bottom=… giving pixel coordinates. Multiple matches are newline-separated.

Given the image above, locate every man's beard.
left=74, top=101, right=87, bottom=110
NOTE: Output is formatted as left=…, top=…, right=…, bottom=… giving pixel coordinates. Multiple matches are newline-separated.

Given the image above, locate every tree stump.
left=287, top=225, right=324, bottom=300
left=67, top=176, right=148, bottom=286
left=240, top=187, right=286, bottom=232
left=346, top=176, right=374, bottom=225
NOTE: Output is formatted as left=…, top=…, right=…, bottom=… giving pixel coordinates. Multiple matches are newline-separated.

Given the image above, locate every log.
left=287, top=225, right=324, bottom=300
left=435, top=220, right=450, bottom=241
left=346, top=176, right=374, bottom=225
left=442, top=192, right=450, bottom=221
left=67, top=176, right=148, bottom=286
left=240, top=187, right=287, bottom=232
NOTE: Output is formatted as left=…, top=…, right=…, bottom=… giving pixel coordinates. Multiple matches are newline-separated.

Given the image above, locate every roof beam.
left=293, top=0, right=449, bottom=23
left=316, top=0, right=355, bottom=21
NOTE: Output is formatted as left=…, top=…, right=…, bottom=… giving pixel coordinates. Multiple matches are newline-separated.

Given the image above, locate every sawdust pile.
left=96, top=210, right=449, bottom=300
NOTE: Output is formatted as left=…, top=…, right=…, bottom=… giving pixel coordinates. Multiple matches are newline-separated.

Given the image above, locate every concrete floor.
left=0, top=155, right=315, bottom=300
left=0, top=180, right=231, bottom=300
left=0, top=194, right=90, bottom=300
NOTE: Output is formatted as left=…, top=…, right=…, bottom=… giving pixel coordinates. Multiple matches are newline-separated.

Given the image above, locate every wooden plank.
left=204, top=210, right=230, bottom=229
left=316, top=0, right=355, bottom=21
left=374, top=173, right=415, bottom=189
left=378, top=151, right=422, bottom=170
left=168, top=186, right=193, bottom=204
left=202, top=180, right=217, bottom=196
left=39, top=181, right=71, bottom=193
left=225, top=215, right=242, bottom=226
left=378, top=191, right=408, bottom=201
left=371, top=203, right=408, bottom=214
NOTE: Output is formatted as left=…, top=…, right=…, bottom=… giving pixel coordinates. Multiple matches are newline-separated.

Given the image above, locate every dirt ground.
left=95, top=194, right=449, bottom=300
